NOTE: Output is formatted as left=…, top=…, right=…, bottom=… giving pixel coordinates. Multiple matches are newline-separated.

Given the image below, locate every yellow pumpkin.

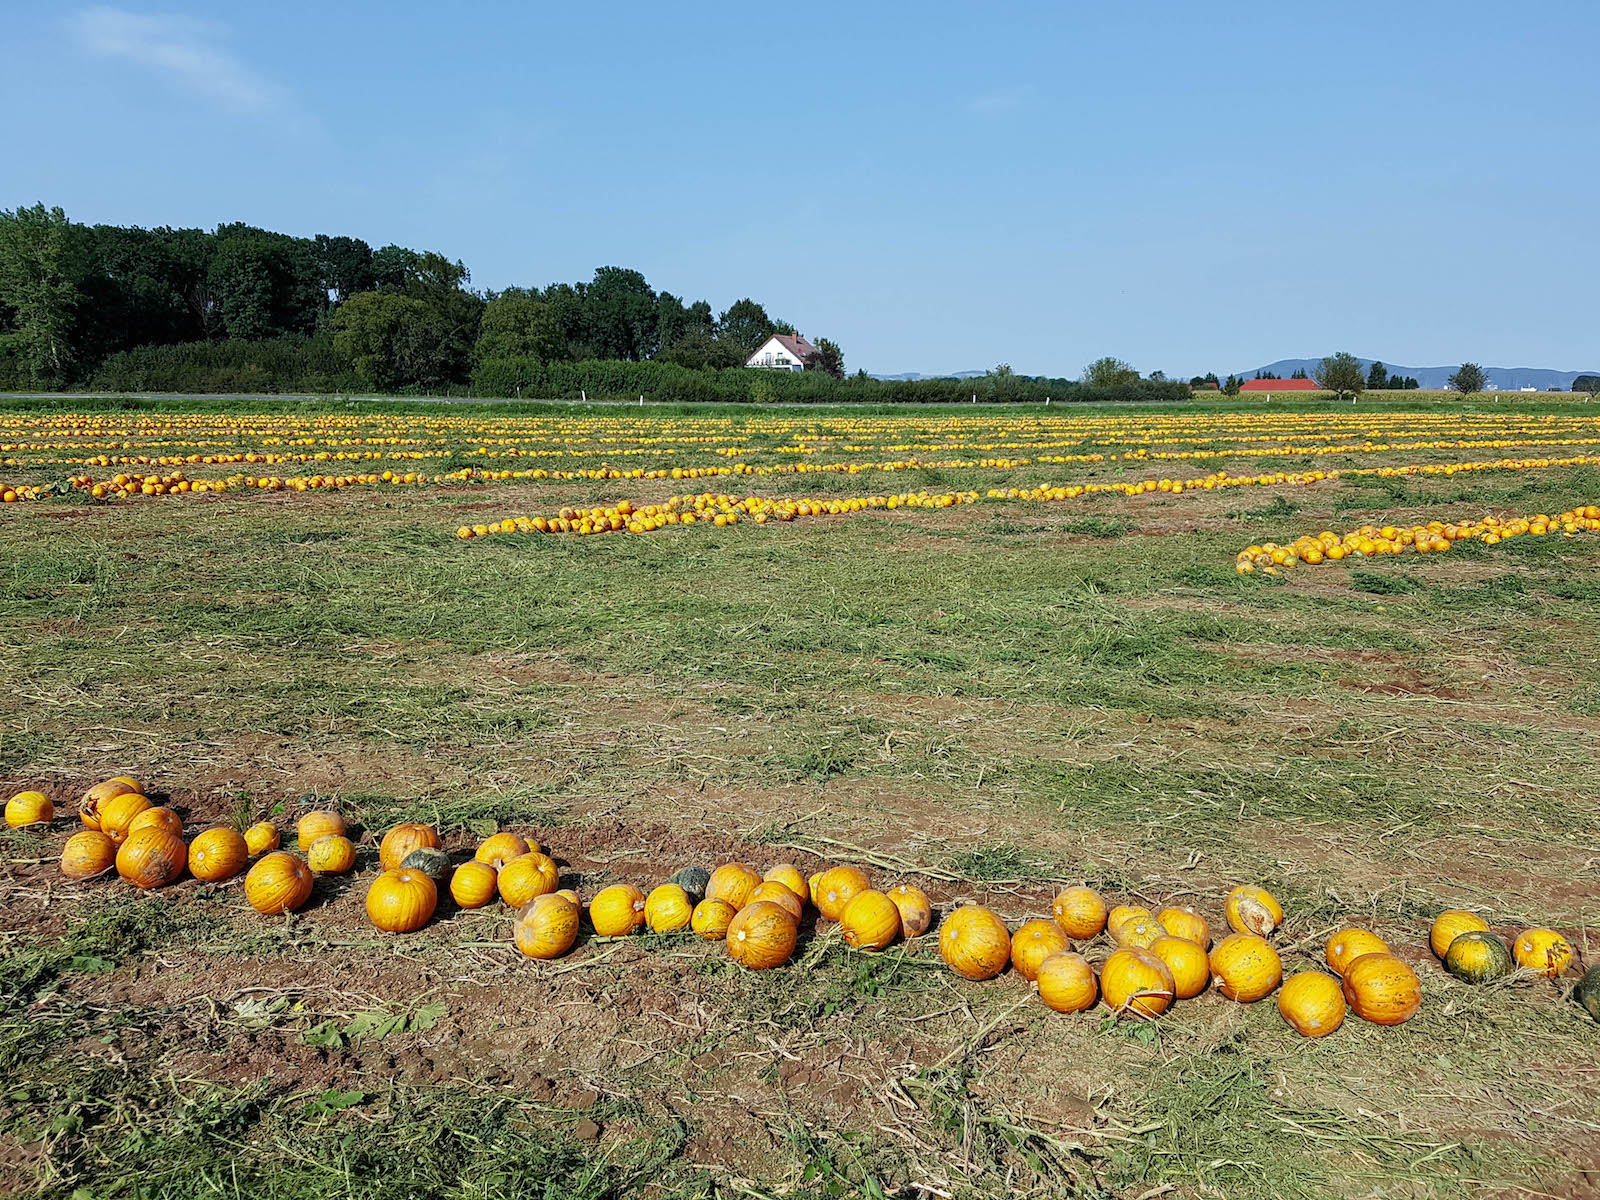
left=645, top=883, right=694, bottom=933
left=726, top=900, right=797, bottom=969
left=555, top=888, right=580, bottom=906
left=1156, top=907, right=1210, bottom=948
left=6, top=790, right=54, bottom=828
left=61, top=830, right=117, bottom=879
left=888, top=883, right=933, bottom=937
left=79, top=779, right=139, bottom=829
left=98, top=791, right=153, bottom=842
left=366, top=868, right=437, bottom=932
left=1513, top=928, right=1574, bottom=978
left=938, top=904, right=1011, bottom=980
left=590, top=884, right=647, bottom=937
left=379, top=823, right=440, bottom=872
left=1010, top=918, right=1071, bottom=981
left=1149, top=935, right=1210, bottom=999
left=1325, top=928, right=1389, bottom=976
left=807, top=872, right=823, bottom=906
left=244, top=821, right=280, bottom=856
left=1106, top=904, right=1152, bottom=939
left=498, top=852, right=559, bottom=908
left=513, top=893, right=579, bottom=959
left=1278, top=971, right=1347, bottom=1037
left=307, top=834, right=356, bottom=874
left=1342, top=952, right=1422, bottom=1024
left=1052, top=886, right=1108, bottom=939
left=763, top=863, right=809, bottom=902
left=128, top=807, right=183, bottom=838
left=692, top=897, right=738, bottom=940
left=245, top=851, right=314, bottom=914
left=815, top=865, right=872, bottom=921
left=1101, top=948, right=1175, bottom=1017
left=748, top=880, right=804, bottom=921
left=840, top=890, right=902, bottom=951
left=1224, top=885, right=1283, bottom=937
left=1116, top=917, right=1167, bottom=951
left=1209, top=933, right=1283, bottom=1002
left=706, top=863, right=761, bottom=910
left=1036, top=952, right=1098, bottom=1013
left=450, top=860, right=500, bottom=908
left=187, top=827, right=249, bottom=882
left=475, top=832, right=532, bottom=870
left=115, top=827, right=186, bottom=889
left=1429, top=910, right=1490, bottom=959
left=296, top=810, right=346, bottom=851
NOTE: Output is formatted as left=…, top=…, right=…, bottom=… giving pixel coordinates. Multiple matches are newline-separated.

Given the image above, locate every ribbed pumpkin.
left=691, top=897, right=737, bottom=940
left=308, top=834, right=357, bottom=875
left=400, top=847, right=452, bottom=884
left=1443, top=931, right=1514, bottom=983
left=1036, top=952, right=1098, bottom=1013
left=1116, top=917, right=1167, bottom=951
left=498, top=852, right=559, bottom=908
left=1052, top=886, right=1108, bottom=939
left=296, top=810, right=346, bottom=851
left=187, top=827, right=249, bottom=882
left=1342, top=952, right=1422, bottom=1024
left=115, top=827, right=186, bottom=889
left=61, top=830, right=117, bottom=879
left=815, top=866, right=871, bottom=921
left=1101, top=948, right=1175, bottom=1018
left=1156, top=907, right=1210, bottom=949
left=1149, top=934, right=1210, bottom=999
left=366, top=868, right=437, bottom=933
left=706, top=863, right=761, bottom=910
left=645, top=883, right=694, bottom=933
left=98, top=791, right=153, bottom=842
left=1513, top=928, right=1574, bottom=978
left=475, top=832, right=531, bottom=871
left=763, top=863, right=809, bottom=902
left=1209, top=933, right=1283, bottom=1002
left=6, top=791, right=54, bottom=828
left=128, top=807, right=183, bottom=838
left=748, top=880, right=804, bottom=922
left=1277, top=971, right=1346, bottom=1037
left=449, top=861, right=500, bottom=908
left=245, top=851, right=314, bottom=914
left=1429, top=910, right=1490, bottom=959
left=1224, top=885, right=1283, bottom=937
left=555, top=888, right=580, bottom=906
left=1325, top=928, right=1389, bottom=976
left=79, top=779, right=139, bottom=830
left=590, top=884, right=647, bottom=937
left=1106, top=904, right=1152, bottom=939
left=379, top=824, right=440, bottom=872
left=513, top=893, right=579, bottom=959
left=1010, top=918, right=1070, bottom=981
left=727, top=900, right=797, bottom=969
left=807, top=872, right=823, bottom=906
left=888, top=883, right=933, bottom=937
left=939, top=904, right=1011, bottom=980
left=244, top=821, right=279, bottom=856
left=841, top=890, right=902, bottom=951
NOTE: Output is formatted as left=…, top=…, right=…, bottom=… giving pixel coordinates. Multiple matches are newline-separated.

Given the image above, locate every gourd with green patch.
left=1576, top=966, right=1600, bottom=1023
left=670, top=866, right=711, bottom=904
left=1443, top=931, right=1513, bottom=984
left=400, top=847, right=453, bottom=884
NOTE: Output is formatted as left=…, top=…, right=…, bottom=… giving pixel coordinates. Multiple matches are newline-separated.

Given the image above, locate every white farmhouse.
left=745, top=333, right=817, bottom=372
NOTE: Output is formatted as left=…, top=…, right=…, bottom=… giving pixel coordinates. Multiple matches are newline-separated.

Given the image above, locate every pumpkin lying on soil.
left=1443, top=931, right=1513, bottom=983
left=128, top=807, right=183, bottom=838
left=1157, top=907, right=1210, bottom=948
left=706, top=863, right=761, bottom=910
left=691, top=898, right=737, bottom=941
left=645, top=883, right=694, bottom=933
left=1224, top=885, right=1283, bottom=937
left=61, top=830, right=117, bottom=880
left=1278, top=971, right=1346, bottom=1038
left=98, top=792, right=153, bottom=842
left=1210, top=933, right=1283, bottom=1002
left=727, top=900, right=797, bottom=969
left=888, top=884, right=933, bottom=938
left=367, top=868, right=437, bottom=933
left=80, top=779, right=140, bottom=831
left=841, top=890, right=902, bottom=951
left=498, top=853, right=558, bottom=908
left=308, top=834, right=357, bottom=875
left=1513, top=928, right=1574, bottom=978
left=400, top=847, right=452, bottom=884
left=188, top=827, right=249, bottom=882
left=671, top=866, right=711, bottom=903
left=1106, top=905, right=1152, bottom=940
left=379, top=824, right=440, bottom=872
left=749, top=881, right=804, bottom=922
left=814, top=866, right=871, bottom=921
left=1036, top=952, right=1098, bottom=1013
left=1052, top=886, right=1108, bottom=940
left=245, top=851, right=313, bottom=915
left=476, top=832, right=531, bottom=871
left=1429, top=910, right=1489, bottom=960
left=1325, top=928, right=1389, bottom=976
left=6, top=791, right=53, bottom=828
left=590, top=884, right=647, bottom=937
left=244, top=821, right=280, bottom=856
left=1011, top=919, right=1070, bottom=981
left=450, top=861, right=500, bottom=908
left=1101, top=948, right=1175, bottom=1018
left=514, top=893, right=579, bottom=959
left=1116, top=917, right=1167, bottom=951
left=939, top=904, right=1011, bottom=981
left=763, top=864, right=808, bottom=902
left=1149, top=935, right=1210, bottom=999
left=1342, top=953, right=1422, bottom=1025
left=116, top=827, right=186, bottom=889
left=296, top=810, right=345, bottom=851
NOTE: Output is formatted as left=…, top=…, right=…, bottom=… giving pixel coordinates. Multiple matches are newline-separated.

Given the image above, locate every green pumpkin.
left=400, top=847, right=452, bottom=884
left=669, top=866, right=710, bottom=904
left=1575, top=966, right=1600, bottom=1022
left=1443, top=931, right=1514, bottom=983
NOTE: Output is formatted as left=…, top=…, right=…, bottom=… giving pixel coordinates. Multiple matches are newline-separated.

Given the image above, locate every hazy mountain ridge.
left=1239, top=358, right=1599, bottom=390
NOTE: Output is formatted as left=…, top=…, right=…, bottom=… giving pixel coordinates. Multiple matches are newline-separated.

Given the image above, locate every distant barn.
left=1240, top=378, right=1322, bottom=392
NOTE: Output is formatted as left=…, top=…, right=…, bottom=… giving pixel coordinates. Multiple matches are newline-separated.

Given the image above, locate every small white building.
left=746, top=334, right=817, bottom=372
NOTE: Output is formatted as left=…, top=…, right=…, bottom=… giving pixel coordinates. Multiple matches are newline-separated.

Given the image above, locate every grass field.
left=2, top=398, right=1598, bottom=1199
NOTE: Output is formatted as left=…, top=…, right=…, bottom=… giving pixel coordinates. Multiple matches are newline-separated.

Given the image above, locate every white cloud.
left=69, top=6, right=288, bottom=114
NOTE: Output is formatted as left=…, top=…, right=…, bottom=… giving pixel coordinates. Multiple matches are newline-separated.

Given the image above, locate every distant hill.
left=1239, top=358, right=1600, bottom=391
left=870, top=370, right=987, bottom=381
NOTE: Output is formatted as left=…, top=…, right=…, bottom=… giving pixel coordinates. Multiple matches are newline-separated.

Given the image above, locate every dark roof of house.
left=1240, top=377, right=1321, bottom=391
left=767, top=334, right=817, bottom=360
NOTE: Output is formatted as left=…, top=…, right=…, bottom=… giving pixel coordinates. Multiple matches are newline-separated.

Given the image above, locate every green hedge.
left=86, top=336, right=360, bottom=394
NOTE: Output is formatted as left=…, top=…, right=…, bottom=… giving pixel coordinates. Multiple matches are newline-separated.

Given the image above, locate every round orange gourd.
left=1342, top=952, right=1422, bottom=1024
left=61, top=830, right=117, bottom=879
left=645, top=883, right=694, bottom=933
left=1209, top=933, right=1283, bottom=1002
left=1106, top=904, right=1152, bottom=939
left=555, top=888, right=580, bottom=906
left=888, top=883, right=933, bottom=937
left=590, top=884, right=647, bottom=937
left=1513, top=928, right=1574, bottom=978
left=366, top=868, right=437, bottom=933
left=726, top=900, right=797, bottom=969
left=187, top=827, right=248, bottom=882
left=1278, top=971, right=1347, bottom=1037
left=80, top=779, right=139, bottom=830
left=1428, top=910, right=1490, bottom=959
left=244, top=821, right=279, bottom=856
left=1325, top=928, right=1389, bottom=976
left=939, top=904, right=1011, bottom=980
left=475, top=832, right=532, bottom=870
left=128, top=807, right=183, bottom=838
left=748, top=880, right=804, bottom=922
left=706, top=862, right=761, bottom=910
left=692, top=897, right=737, bottom=940
left=1156, top=907, right=1210, bottom=948
left=379, top=823, right=440, bottom=872
left=815, top=865, right=871, bottom=921
left=115, top=827, right=186, bottom=889
left=841, top=890, right=902, bottom=951
left=1149, top=934, right=1210, bottom=999
left=98, top=791, right=153, bottom=842
left=1011, top=918, right=1070, bottom=981
left=498, top=852, right=558, bottom=908
left=307, top=834, right=356, bottom=874
left=763, top=863, right=808, bottom=901
left=296, top=810, right=345, bottom=851
left=1116, top=917, right=1167, bottom=950
left=449, top=860, right=500, bottom=908
left=6, top=791, right=54, bottom=828
left=245, top=851, right=314, bottom=914
left=1224, top=885, right=1283, bottom=937
left=1052, top=886, right=1108, bottom=939
left=513, top=893, right=579, bottom=959
left=1101, top=948, right=1175, bottom=1017
left=1036, top=952, right=1098, bottom=1012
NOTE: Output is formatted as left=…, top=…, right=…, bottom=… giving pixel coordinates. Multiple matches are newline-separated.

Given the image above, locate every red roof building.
left=1240, top=378, right=1322, bottom=392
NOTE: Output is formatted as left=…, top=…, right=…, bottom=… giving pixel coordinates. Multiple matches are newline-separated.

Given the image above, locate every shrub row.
left=86, top=337, right=360, bottom=394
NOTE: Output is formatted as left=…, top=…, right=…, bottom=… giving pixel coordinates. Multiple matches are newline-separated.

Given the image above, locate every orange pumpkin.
left=840, top=890, right=902, bottom=951
left=379, top=824, right=441, bottom=872
left=1101, top=948, right=1175, bottom=1017
left=590, top=884, right=647, bottom=937
left=1011, top=918, right=1071, bottom=981
left=244, top=821, right=280, bottom=856
left=98, top=791, right=153, bottom=842
left=296, top=810, right=346, bottom=851
left=1324, top=928, right=1389, bottom=976
left=1036, top=952, right=1099, bottom=1013
left=555, top=888, right=580, bottom=906
left=1116, top=917, right=1167, bottom=951
left=882, top=883, right=931, bottom=937
left=366, top=868, right=437, bottom=933
left=1052, top=886, right=1108, bottom=939
left=79, top=779, right=139, bottom=830
left=1209, top=933, right=1283, bottom=1002
left=450, top=860, right=500, bottom=908
left=763, top=863, right=809, bottom=901
left=6, top=791, right=54, bottom=828
left=1429, top=910, right=1490, bottom=959
left=187, top=827, right=249, bottom=882
left=1278, top=971, right=1346, bottom=1038
left=513, top=893, right=579, bottom=959
left=1149, top=934, right=1210, bottom=999
left=307, top=834, right=356, bottom=874
left=807, top=872, right=823, bottom=906
left=498, top=852, right=559, bottom=908
left=1156, top=907, right=1210, bottom=948
left=245, top=851, right=314, bottom=914
left=1342, top=952, right=1422, bottom=1024
left=128, top=807, right=183, bottom=838
left=815, top=866, right=872, bottom=921
left=645, top=883, right=694, bottom=933
left=939, top=904, right=1011, bottom=980
left=748, top=880, right=804, bottom=921
left=475, top=832, right=532, bottom=870
left=1513, top=928, right=1574, bottom=978
left=61, top=830, right=117, bottom=879
left=706, top=863, right=761, bottom=910
left=691, top=897, right=738, bottom=940
left=726, top=900, right=797, bottom=969
left=1224, top=885, right=1283, bottom=937
left=115, top=827, right=186, bottom=889
left=1106, top=904, right=1152, bottom=939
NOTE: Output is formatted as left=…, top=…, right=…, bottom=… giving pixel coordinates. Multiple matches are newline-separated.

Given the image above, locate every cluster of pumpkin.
left=66, top=470, right=430, bottom=501
left=1, top=481, right=47, bottom=503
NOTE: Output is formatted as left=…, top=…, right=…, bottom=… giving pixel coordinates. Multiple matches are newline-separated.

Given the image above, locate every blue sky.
left=2, top=1, right=1596, bottom=377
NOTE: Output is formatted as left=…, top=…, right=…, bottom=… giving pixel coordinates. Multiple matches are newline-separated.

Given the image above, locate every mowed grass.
left=1, top=403, right=1599, bottom=1198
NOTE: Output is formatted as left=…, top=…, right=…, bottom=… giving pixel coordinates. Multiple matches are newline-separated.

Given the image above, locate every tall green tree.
left=476, top=288, right=565, bottom=362
left=0, top=204, right=84, bottom=385
left=584, top=267, right=657, bottom=361
left=1574, top=374, right=1600, bottom=396
left=718, top=298, right=775, bottom=360
left=1447, top=362, right=1487, bottom=394
left=314, top=235, right=375, bottom=303
left=1082, top=357, right=1139, bottom=387
left=332, top=291, right=460, bottom=391
left=1314, top=351, right=1366, bottom=400
left=803, top=337, right=845, bottom=379
left=1367, top=360, right=1390, bottom=389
